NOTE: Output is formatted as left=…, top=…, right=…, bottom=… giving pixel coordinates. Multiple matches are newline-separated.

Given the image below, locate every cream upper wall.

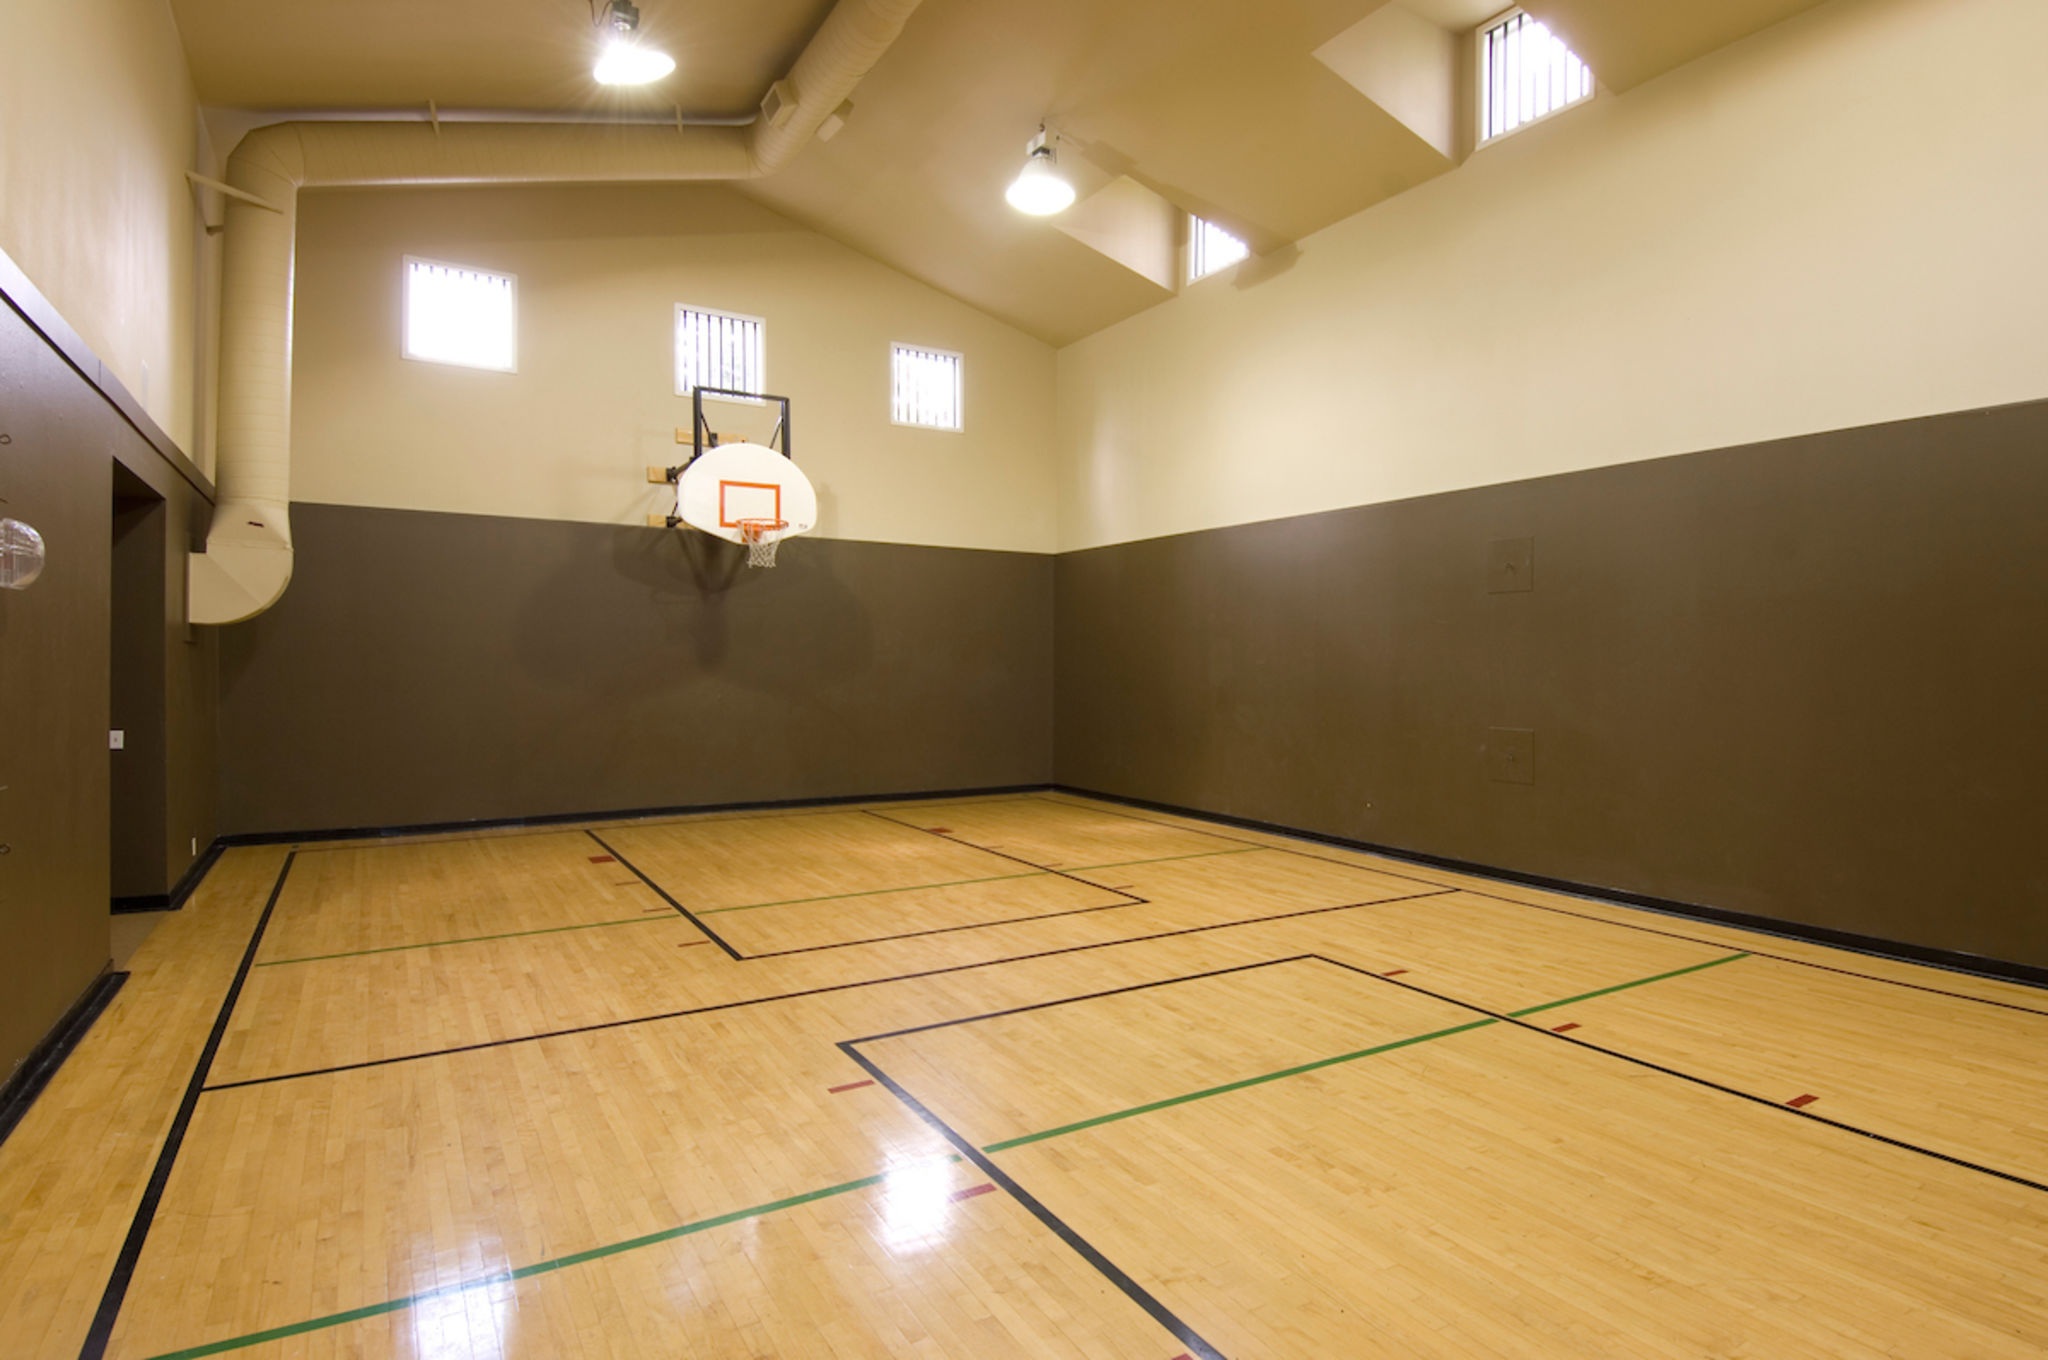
left=0, top=0, right=206, bottom=453
left=291, top=183, right=1057, bottom=553
left=1055, top=0, right=2048, bottom=550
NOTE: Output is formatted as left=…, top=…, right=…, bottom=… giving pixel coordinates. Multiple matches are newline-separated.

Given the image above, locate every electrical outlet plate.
left=1486, top=727, right=1535, bottom=784
left=1487, top=537, right=1534, bottom=593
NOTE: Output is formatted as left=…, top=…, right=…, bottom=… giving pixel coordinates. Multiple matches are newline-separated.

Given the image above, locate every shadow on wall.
left=510, top=523, right=877, bottom=701
left=218, top=502, right=1053, bottom=834
left=1231, top=243, right=1301, bottom=290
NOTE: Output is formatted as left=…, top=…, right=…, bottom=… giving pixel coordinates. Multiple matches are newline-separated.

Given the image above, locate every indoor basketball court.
left=3, top=0, right=2047, bottom=1358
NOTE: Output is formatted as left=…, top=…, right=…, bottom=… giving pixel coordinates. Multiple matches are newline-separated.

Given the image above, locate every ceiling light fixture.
left=1005, top=127, right=1075, bottom=216
left=593, top=0, right=675, bottom=86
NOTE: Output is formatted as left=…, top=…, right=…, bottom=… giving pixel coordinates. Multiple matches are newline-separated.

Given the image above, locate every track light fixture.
left=593, top=0, right=675, bottom=86
left=1005, top=126, right=1075, bottom=216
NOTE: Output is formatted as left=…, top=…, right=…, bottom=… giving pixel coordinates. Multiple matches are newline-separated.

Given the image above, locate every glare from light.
left=410, top=1280, right=513, bottom=1360
left=878, top=1156, right=956, bottom=1254
left=1005, top=148, right=1075, bottom=216
left=595, top=37, right=676, bottom=85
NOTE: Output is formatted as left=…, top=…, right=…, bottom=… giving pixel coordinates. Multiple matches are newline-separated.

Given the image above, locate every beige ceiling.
left=176, top=0, right=1848, bottom=345
left=737, top=0, right=1467, bottom=344
left=1524, top=0, right=1835, bottom=93
left=170, top=0, right=832, bottom=118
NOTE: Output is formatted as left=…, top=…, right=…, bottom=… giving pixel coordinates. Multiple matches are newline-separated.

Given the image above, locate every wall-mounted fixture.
left=594, top=0, right=675, bottom=86
left=1005, top=127, right=1075, bottom=216
left=0, top=519, right=45, bottom=590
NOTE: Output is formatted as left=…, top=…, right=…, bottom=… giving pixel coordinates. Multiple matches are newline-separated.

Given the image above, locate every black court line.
left=848, top=955, right=1315, bottom=1048
left=594, top=821, right=1152, bottom=961
left=1310, top=954, right=2048, bottom=1196
left=730, top=893, right=1144, bottom=959
left=863, top=805, right=1243, bottom=884
left=278, top=790, right=1048, bottom=856
left=1041, top=794, right=2048, bottom=1018
left=235, top=786, right=1050, bottom=854
left=79, top=852, right=297, bottom=1360
left=198, top=889, right=1455, bottom=1093
left=837, top=1043, right=1230, bottom=1360
left=846, top=948, right=2045, bottom=1357
left=586, top=830, right=742, bottom=960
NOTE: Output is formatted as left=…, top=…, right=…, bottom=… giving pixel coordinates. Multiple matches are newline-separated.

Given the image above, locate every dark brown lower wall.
left=219, top=504, right=1054, bottom=835
left=1056, top=400, right=2048, bottom=972
left=1, top=260, right=216, bottom=1089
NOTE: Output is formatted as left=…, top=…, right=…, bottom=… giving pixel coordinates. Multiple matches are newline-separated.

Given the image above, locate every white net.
left=739, top=519, right=787, bottom=568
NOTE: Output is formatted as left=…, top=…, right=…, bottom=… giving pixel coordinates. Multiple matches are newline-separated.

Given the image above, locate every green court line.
left=253, top=915, right=675, bottom=967
left=696, top=869, right=1048, bottom=915
left=982, top=1017, right=1502, bottom=1152
left=981, top=951, right=1750, bottom=1153
left=252, top=845, right=1259, bottom=962
left=140, top=952, right=1749, bottom=1359
left=140, top=1168, right=914, bottom=1360
left=1505, top=951, right=1750, bottom=1017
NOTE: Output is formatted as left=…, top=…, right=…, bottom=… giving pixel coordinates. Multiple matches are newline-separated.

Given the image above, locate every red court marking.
left=614, top=880, right=641, bottom=887
left=827, top=1080, right=877, bottom=1094
left=1551, top=1022, right=1581, bottom=1033
left=588, top=855, right=617, bottom=864
left=948, top=1183, right=997, bottom=1203
left=926, top=827, right=951, bottom=834
left=1381, top=969, right=1409, bottom=977
left=1787, top=1094, right=1819, bottom=1108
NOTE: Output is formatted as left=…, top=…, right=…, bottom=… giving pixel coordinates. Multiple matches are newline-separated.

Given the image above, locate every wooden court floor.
left=2, top=793, right=2045, bottom=1359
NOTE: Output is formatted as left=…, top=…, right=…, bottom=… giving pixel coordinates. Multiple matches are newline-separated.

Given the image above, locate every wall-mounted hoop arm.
left=685, top=387, right=792, bottom=470
left=650, top=390, right=794, bottom=485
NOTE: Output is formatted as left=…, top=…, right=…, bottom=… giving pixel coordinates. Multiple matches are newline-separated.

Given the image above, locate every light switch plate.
left=1486, top=728, right=1534, bottom=784
left=1488, top=537, right=1535, bottom=593
left=109, top=729, right=125, bottom=750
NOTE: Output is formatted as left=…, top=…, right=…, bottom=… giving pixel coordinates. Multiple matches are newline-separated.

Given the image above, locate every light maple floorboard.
left=0, top=848, right=291, bottom=1360
left=1, top=794, right=2043, bottom=1360
left=1031, top=792, right=2048, bottom=1014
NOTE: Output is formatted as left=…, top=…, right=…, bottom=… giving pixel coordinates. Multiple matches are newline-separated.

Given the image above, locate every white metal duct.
left=190, top=0, right=923, bottom=624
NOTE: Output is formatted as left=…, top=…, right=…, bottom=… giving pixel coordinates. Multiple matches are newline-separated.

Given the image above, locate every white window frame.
left=1186, top=215, right=1250, bottom=285
left=889, top=343, right=965, bottom=432
left=674, top=303, right=767, bottom=401
left=1475, top=7, right=1595, bottom=149
left=401, top=255, right=518, bottom=373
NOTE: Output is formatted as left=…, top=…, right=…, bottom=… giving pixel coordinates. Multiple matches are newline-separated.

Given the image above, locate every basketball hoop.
left=737, top=517, right=788, bottom=568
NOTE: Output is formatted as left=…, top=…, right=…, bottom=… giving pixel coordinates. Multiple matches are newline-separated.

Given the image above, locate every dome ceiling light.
left=593, top=0, right=676, bottom=86
left=1005, top=126, right=1075, bottom=216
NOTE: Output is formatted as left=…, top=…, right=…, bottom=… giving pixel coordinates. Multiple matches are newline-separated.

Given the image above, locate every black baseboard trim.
left=0, top=968, right=128, bottom=1151
left=1053, top=785, right=2048, bottom=993
left=218, top=783, right=1053, bottom=849
left=109, top=839, right=229, bottom=915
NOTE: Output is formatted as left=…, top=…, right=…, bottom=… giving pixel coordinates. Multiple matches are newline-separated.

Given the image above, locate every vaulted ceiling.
left=171, top=0, right=1834, bottom=345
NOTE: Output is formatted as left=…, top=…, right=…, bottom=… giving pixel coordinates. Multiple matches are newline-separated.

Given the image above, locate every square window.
left=891, top=344, right=963, bottom=431
left=1188, top=216, right=1250, bottom=284
left=1479, top=9, right=1595, bottom=145
left=676, top=305, right=766, bottom=399
left=403, top=257, right=516, bottom=372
